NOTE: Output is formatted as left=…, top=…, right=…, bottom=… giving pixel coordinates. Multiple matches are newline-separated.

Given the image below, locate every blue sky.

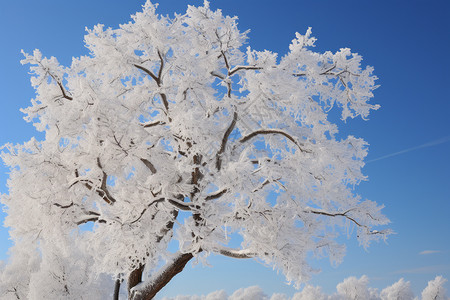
left=0, top=0, right=449, bottom=297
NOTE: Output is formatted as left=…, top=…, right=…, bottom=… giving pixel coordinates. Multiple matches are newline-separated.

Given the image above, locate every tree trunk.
left=113, top=277, right=121, bottom=300
left=128, top=265, right=145, bottom=298
left=130, top=252, right=194, bottom=300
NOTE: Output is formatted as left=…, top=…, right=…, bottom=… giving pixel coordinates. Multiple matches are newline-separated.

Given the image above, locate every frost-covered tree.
left=229, top=286, right=269, bottom=300
left=380, top=278, right=414, bottom=300
left=336, top=275, right=371, bottom=300
left=162, top=290, right=228, bottom=300
left=421, top=276, right=448, bottom=300
left=155, top=277, right=450, bottom=300
left=292, top=285, right=327, bottom=300
left=0, top=1, right=390, bottom=299
left=270, top=293, right=290, bottom=300
left=0, top=244, right=39, bottom=300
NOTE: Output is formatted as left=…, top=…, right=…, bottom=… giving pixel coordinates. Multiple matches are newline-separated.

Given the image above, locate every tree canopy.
left=0, top=1, right=390, bottom=299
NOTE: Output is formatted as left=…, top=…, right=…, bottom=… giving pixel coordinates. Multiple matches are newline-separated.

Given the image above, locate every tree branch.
left=216, top=111, right=238, bottom=170
left=130, top=198, right=165, bottom=225
left=215, top=246, right=256, bottom=259
left=97, top=158, right=117, bottom=204
left=305, top=209, right=390, bottom=237
left=53, top=201, right=107, bottom=226
left=157, top=209, right=179, bottom=244
left=228, top=65, right=262, bottom=76
left=252, top=177, right=282, bottom=193
left=293, top=64, right=359, bottom=106
left=71, top=162, right=116, bottom=205
left=190, top=152, right=203, bottom=202
left=134, top=51, right=170, bottom=115
left=133, top=64, right=159, bottom=84
left=239, top=129, right=310, bottom=153
left=305, top=208, right=363, bottom=227
left=55, top=80, right=73, bottom=101
left=157, top=50, right=164, bottom=82
left=130, top=252, right=194, bottom=300
left=219, top=51, right=233, bottom=97
left=39, top=63, right=73, bottom=101
left=53, top=202, right=75, bottom=209
left=167, top=198, right=199, bottom=211
left=68, top=176, right=94, bottom=189
left=220, top=51, right=231, bottom=71
left=205, top=188, right=228, bottom=201
left=141, top=120, right=166, bottom=128
left=128, top=208, right=180, bottom=296
left=293, top=64, right=336, bottom=77
left=140, top=158, right=157, bottom=174
left=128, top=265, right=145, bottom=299
left=75, top=217, right=106, bottom=226
left=113, top=276, right=122, bottom=300
left=210, top=71, right=225, bottom=80
left=319, top=64, right=337, bottom=75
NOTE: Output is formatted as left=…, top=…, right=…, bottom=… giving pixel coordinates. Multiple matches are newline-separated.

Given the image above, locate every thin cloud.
left=393, top=264, right=450, bottom=275
left=419, top=250, right=441, bottom=255
left=367, top=135, right=450, bottom=163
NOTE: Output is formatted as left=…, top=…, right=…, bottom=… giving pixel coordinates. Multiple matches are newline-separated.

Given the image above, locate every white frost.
left=1, top=0, right=389, bottom=298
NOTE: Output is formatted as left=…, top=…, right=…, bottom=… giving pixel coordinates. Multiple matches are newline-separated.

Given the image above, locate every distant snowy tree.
left=380, top=278, right=414, bottom=300
left=0, top=1, right=389, bottom=299
left=163, top=296, right=202, bottom=300
left=369, top=288, right=382, bottom=300
left=229, top=286, right=268, bottom=300
left=152, top=276, right=450, bottom=300
left=421, top=276, right=448, bottom=300
left=336, top=275, right=371, bottom=300
left=0, top=244, right=39, bottom=300
left=292, top=285, right=327, bottom=300
left=270, top=293, right=290, bottom=300
left=203, top=290, right=228, bottom=300
left=162, top=289, right=228, bottom=300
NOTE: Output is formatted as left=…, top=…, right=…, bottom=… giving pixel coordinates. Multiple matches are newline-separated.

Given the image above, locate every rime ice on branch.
left=0, top=1, right=390, bottom=299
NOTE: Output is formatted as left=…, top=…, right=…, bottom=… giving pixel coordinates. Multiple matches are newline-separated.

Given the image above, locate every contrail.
left=367, top=135, right=450, bottom=163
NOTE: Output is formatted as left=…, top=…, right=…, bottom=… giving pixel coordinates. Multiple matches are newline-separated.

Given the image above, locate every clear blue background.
left=0, top=0, right=449, bottom=297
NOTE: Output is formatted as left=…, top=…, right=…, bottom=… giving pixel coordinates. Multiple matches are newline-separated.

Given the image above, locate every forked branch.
left=129, top=198, right=165, bottom=225
left=36, top=60, right=73, bottom=101
left=54, top=78, right=73, bottom=101
left=134, top=50, right=169, bottom=114
left=133, top=64, right=158, bottom=84
left=97, top=158, right=117, bottom=204
left=71, top=168, right=116, bottom=205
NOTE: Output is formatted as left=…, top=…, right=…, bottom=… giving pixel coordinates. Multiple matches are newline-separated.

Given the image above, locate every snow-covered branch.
left=238, top=129, right=310, bottom=153
left=130, top=252, right=194, bottom=300
left=213, top=246, right=257, bottom=259
left=228, top=65, right=262, bottom=76
left=204, top=188, right=228, bottom=201
left=216, top=111, right=238, bottom=170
